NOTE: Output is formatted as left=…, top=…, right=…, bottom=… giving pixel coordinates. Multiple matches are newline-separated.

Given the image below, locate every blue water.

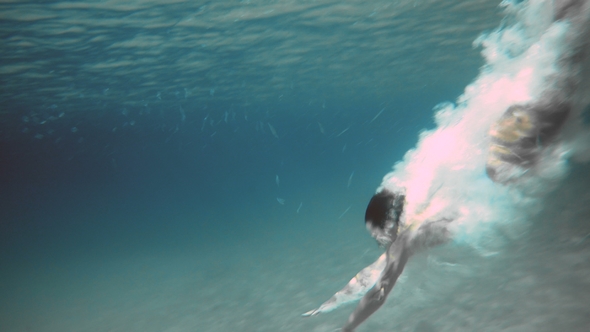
left=1, top=1, right=589, bottom=331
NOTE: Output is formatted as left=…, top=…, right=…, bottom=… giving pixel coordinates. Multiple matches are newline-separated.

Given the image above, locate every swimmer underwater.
left=302, top=1, right=590, bottom=331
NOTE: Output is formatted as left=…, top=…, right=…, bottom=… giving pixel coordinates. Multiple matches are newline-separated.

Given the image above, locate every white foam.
left=378, top=0, right=590, bottom=250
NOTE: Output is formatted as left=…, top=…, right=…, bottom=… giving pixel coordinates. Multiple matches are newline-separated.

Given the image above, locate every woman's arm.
left=302, top=253, right=387, bottom=317
left=341, top=231, right=412, bottom=332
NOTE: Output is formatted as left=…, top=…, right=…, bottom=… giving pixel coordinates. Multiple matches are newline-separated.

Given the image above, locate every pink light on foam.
left=404, top=127, right=460, bottom=210
left=422, top=128, right=459, bottom=166
left=512, top=66, right=534, bottom=101
left=481, top=67, right=533, bottom=107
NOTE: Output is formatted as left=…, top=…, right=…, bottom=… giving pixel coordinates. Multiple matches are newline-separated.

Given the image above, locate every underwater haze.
left=1, top=1, right=590, bottom=332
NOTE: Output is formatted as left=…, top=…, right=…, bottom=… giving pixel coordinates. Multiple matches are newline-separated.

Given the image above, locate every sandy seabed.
left=1, top=175, right=590, bottom=332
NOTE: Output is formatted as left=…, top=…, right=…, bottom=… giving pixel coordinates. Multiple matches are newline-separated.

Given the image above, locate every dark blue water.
left=1, top=1, right=589, bottom=331
left=1, top=1, right=486, bottom=268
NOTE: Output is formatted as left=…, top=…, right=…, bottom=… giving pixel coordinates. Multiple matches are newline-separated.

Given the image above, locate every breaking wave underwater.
left=304, top=1, right=590, bottom=330
left=382, top=0, right=590, bottom=250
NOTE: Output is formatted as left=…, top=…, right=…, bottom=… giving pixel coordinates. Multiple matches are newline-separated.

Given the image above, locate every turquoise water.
left=1, top=1, right=589, bottom=331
